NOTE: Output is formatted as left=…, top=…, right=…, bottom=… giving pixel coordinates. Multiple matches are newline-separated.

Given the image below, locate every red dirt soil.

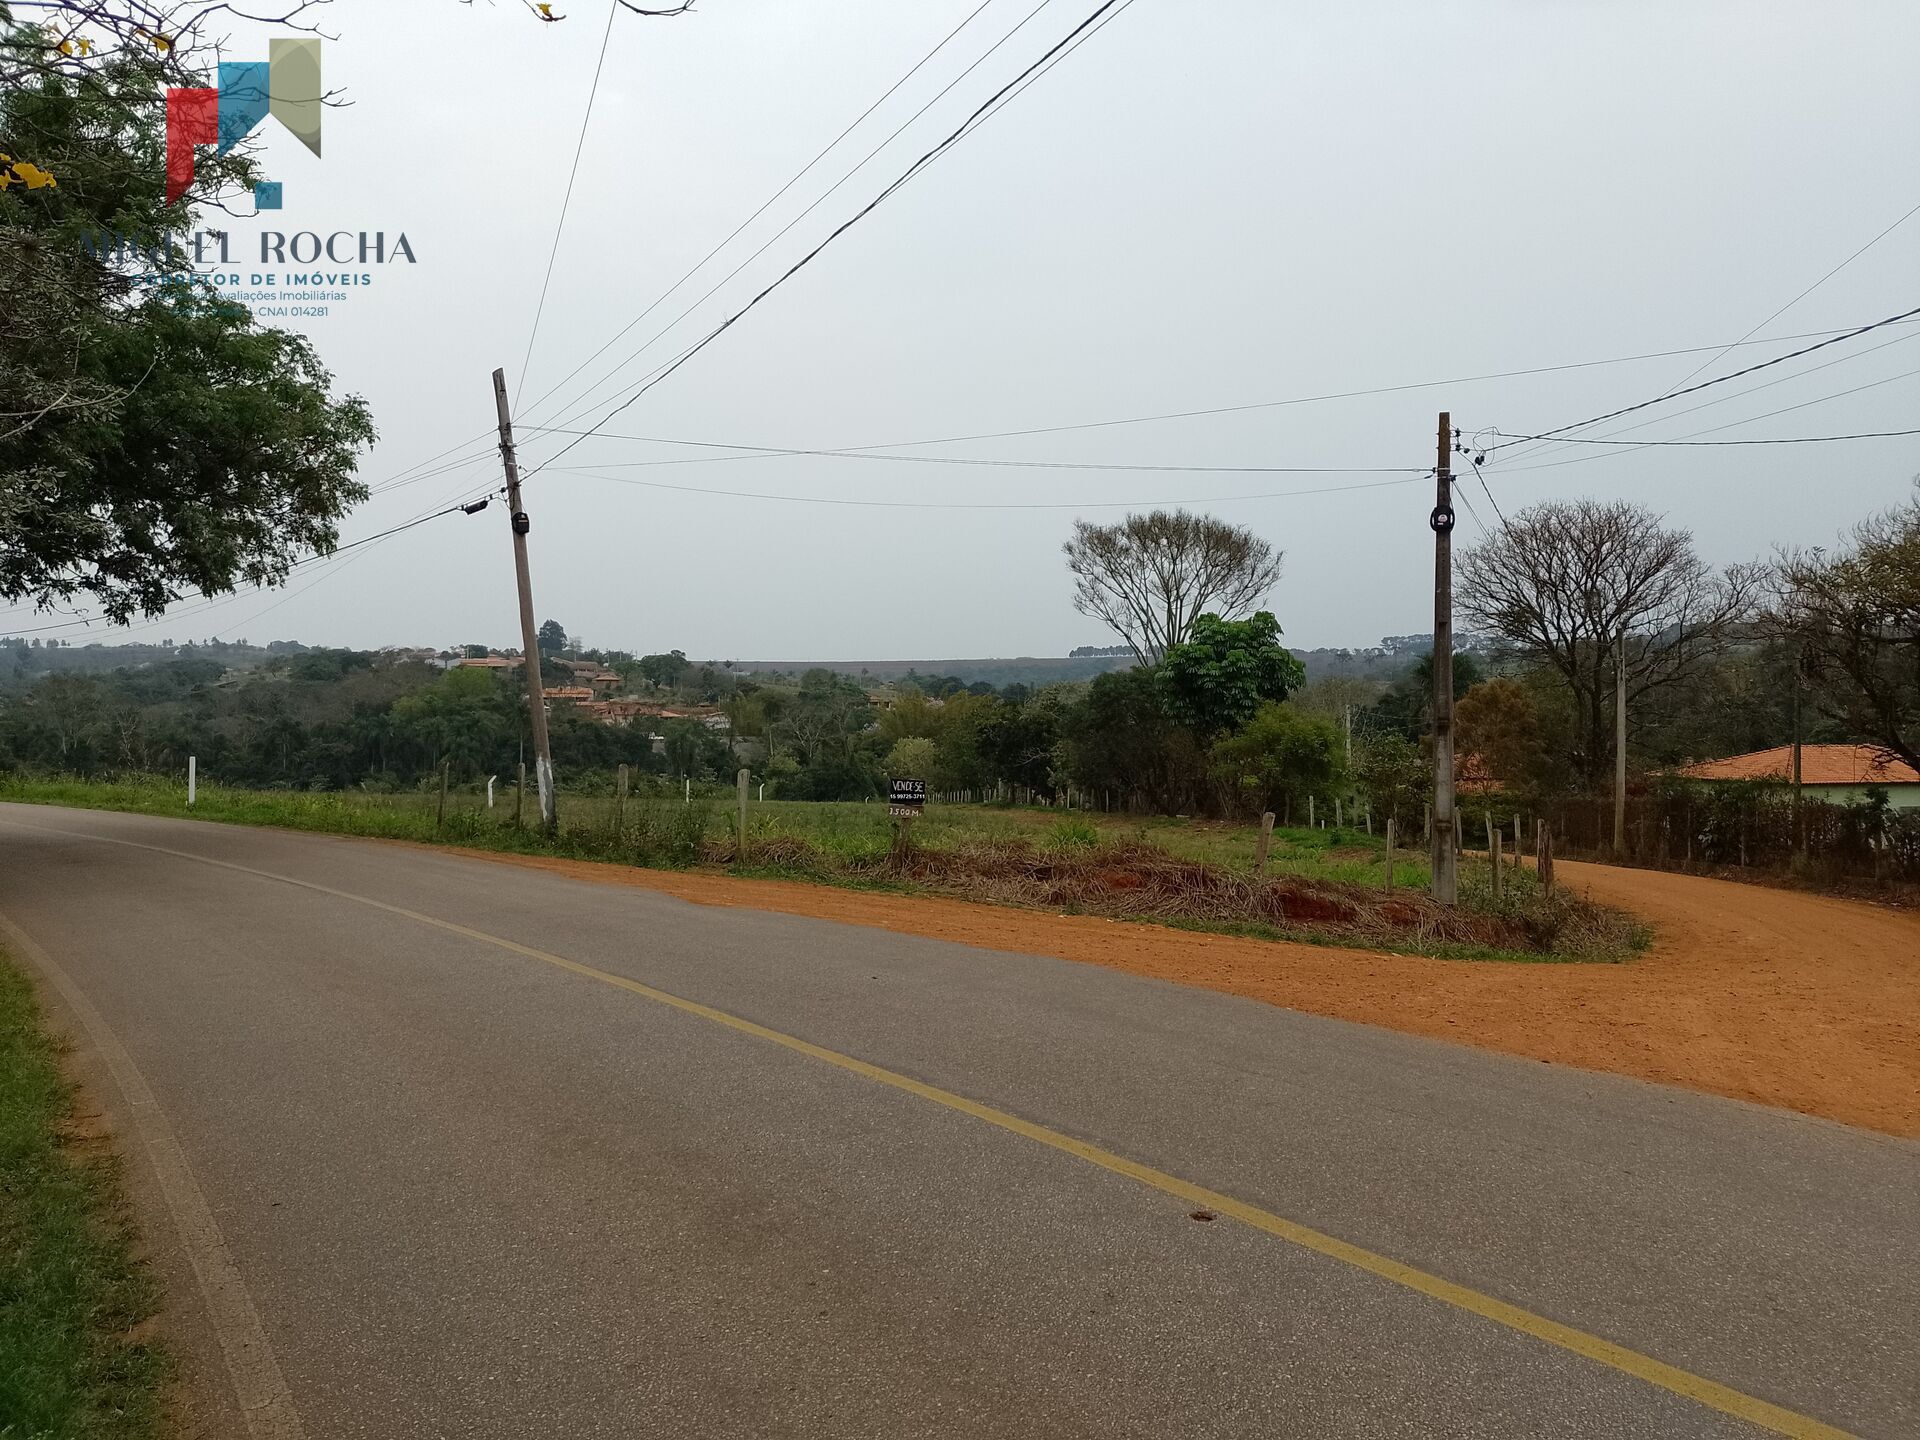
left=453, top=848, right=1920, bottom=1138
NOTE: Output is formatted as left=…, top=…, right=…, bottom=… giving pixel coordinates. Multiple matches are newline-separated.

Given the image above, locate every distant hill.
left=724, top=645, right=1454, bottom=690
left=724, top=656, right=1135, bottom=688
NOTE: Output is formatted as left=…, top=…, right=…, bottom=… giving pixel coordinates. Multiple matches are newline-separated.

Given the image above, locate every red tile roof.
left=1677, top=744, right=1920, bottom=786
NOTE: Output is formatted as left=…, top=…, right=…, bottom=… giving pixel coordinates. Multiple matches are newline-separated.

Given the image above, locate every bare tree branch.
left=1064, top=510, right=1284, bottom=666
left=1772, top=496, right=1920, bottom=773
left=1458, top=498, right=1755, bottom=780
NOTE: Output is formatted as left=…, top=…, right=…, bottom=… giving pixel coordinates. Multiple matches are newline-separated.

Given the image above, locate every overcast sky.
left=21, top=0, right=1920, bottom=658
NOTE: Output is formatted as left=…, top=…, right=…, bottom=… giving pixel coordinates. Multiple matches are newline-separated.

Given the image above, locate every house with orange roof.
left=1675, top=745, right=1920, bottom=809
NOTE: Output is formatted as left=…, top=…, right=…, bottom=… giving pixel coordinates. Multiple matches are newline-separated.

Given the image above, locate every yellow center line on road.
left=2, top=815, right=1855, bottom=1440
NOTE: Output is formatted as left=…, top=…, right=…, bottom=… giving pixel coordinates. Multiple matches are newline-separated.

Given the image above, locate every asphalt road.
left=1, top=803, right=1913, bottom=1439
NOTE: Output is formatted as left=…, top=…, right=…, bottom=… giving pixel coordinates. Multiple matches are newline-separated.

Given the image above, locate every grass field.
left=0, top=775, right=1640, bottom=963
left=0, top=951, right=167, bottom=1439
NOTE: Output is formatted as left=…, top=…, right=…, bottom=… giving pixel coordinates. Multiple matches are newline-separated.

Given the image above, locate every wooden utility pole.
left=493, top=367, right=557, bottom=836
left=1792, top=644, right=1805, bottom=856
left=1430, top=412, right=1458, bottom=905
left=1613, top=626, right=1627, bottom=854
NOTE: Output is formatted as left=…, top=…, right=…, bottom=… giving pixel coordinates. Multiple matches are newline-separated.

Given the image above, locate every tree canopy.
left=1157, top=611, right=1305, bottom=741
left=1, top=14, right=374, bottom=623
left=1064, top=510, right=1284, bottom=665
left=1458, top=499, right=1756, bottom=781
left=1775, top=497, right=1920, bottom=771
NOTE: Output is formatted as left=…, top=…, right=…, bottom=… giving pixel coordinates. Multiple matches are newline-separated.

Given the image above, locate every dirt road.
left=470, top=849, right=1920, bottom=1137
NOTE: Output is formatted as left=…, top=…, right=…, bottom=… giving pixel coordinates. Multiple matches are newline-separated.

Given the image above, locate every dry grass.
left=711, top=832, right=1643, bottom=962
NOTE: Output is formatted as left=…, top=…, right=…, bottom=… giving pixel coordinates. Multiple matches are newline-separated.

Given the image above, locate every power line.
left=1487, top=365, right=1920, bottom=477
left=1465, top=324, right=1920, bottom=466
left=1466, top=454, right=1507, bottom=528
left=1491, top=199, right=1920, bottom=470
left=528, top=0, right=1142, bottom=446
left=515, top=0, right=621, bottom=404
left=529, top=0, right=1114, bottom=436
left=521, top=427, right=1425, bottom=474
left=551, top=464, right=1422, bottom=510
left=1652, top=199, right=1920, bottom=405
left=514, top=317, right=1917, bottom=472
left=526, top=0, right=1139, bottom=478
left=1485, top=425, right=1920, bottom=448
left=1484, top=300, right=1920, bottom=453
left=518, top=0, right=1002, bottom=427
left=0, top=501, right=479, bottom=640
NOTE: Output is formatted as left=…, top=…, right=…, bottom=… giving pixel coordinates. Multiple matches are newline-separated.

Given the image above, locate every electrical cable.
left=524, top=0, right=1138, bottom=477
left=517, top=317, right=1920, bottom=469
left=515, top=0, right=621, bottom=403
left=550, top=464, right=1421, bottom=509
left=1647, top=200, right=1920, bottom=408
left=1486, top=365, right=1920, bottom=478
left=1483, top=301, right=1920, bottom=453
left=525, top=0, right=1143, bottom=445
left=0, top=501, right=479, bottom=640
left=520, top=428, right=1426, bottom=474
left=1490, top=199, right=1920, bottom=469
left=522, top=0, right=1006, bottom=426
left=1486, top=425, right=1920, bottom=448
left=1466, top=454, right=1507, bottom=528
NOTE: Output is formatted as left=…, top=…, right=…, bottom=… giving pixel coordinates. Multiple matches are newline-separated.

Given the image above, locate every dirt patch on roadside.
left=449, top=847, right=1920, bottom=1138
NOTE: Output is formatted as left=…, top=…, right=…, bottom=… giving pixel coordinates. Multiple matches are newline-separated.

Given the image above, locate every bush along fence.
left=1534, top=780, right=1920, bottom=888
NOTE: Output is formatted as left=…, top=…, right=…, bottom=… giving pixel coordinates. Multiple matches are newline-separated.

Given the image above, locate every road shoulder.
left=435, top=842, right=1920, bottom=1137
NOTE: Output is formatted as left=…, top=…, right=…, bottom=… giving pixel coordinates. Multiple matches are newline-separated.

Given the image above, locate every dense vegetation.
left=0, top=612, right=1853, bottom=830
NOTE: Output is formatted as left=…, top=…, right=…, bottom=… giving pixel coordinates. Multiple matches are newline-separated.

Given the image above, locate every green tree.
left=537, top=620, right=570, bottom=653
left=638, top=650, right=690, bottom=690
left=1355, top=732, right=1428, bottom=835
left=1, top=21, right=375, bottom=622
left=1453, top=678, right=1547, bottom=793
left=1060, top=668, right=1204, bottom=813
left=661, top=718, right=709, bottom=779
left=1210, top=704, right=1345, bottom=820
left=1157, top=612, right=1305, bottom=742
left=1365, top=649, right=1484, bottom=740
left=883, top=737, right=938, bottom=782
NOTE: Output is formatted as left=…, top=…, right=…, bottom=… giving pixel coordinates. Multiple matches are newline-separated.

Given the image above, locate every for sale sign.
left=888, top=778, right=927, bottom=818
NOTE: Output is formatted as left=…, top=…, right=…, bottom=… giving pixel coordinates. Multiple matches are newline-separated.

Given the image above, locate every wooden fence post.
left=1491, top=824, right=1503, bottom=901
left=616, top=763, right=629, bottom=833
left=1383, top=819, right=1395, bottom=891
left=737, top=767, right=750, bottom=860
left=437, top=761, right=449, bottom=833
left=1256, top=812, right=1275, bottom=876
left=1538, top=821, right=1555, bottom=897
